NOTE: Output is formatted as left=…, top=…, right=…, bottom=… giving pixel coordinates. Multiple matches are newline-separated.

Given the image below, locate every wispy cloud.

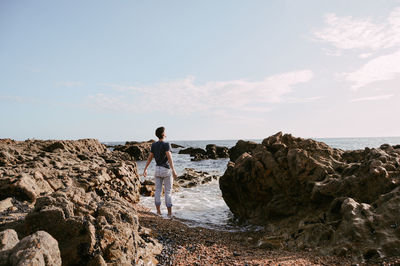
left=314, top=8, right=400, bottom=53
left=315, top=7, right=400, bottom=90
left=88, top=70, right=316, bottom=115
left=345, top=49, right=400, bottom=90
left=349, top=94, right=394, bottom=102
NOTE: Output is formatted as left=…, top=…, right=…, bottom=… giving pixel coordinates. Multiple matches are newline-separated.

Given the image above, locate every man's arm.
left=143, top=152, right=154, bottom=177
left=166, top=151, right=178, bottom=178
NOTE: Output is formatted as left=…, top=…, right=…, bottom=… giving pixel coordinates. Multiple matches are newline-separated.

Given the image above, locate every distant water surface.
left=104, top=136, right=400, bottom=230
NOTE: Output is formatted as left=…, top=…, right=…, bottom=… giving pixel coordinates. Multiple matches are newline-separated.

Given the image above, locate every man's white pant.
left=154, top=166, right=173, bottom=207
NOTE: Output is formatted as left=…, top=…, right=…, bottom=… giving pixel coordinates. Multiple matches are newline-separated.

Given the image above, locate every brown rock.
left=7, top=231, right=61, bottom=266
left=176, top=168, right=218, bottom=188
left=113, top=141, right=152, bottom=161
left=0, top=139, right=160, bottom=265
left=179, top=147, right=207, bottom=157
left=0, top=229, right=19, bottom=251
left=228, top=140, right=258, bottom=162
left=171, top=143, right=184, bottom=148
left=0, top=198, right=13, bottom=213
left=206, top=144, right=229, bottom=159
left=220, top=132, right=400, bottom=260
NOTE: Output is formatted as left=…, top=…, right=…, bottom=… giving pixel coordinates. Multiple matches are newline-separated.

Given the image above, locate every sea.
left=104, top=137, right=400, bottom=231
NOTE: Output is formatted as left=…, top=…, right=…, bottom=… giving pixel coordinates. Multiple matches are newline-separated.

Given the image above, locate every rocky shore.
left=0, top=139, right=161, bottom=265
left=2, top=135, right=400, bottom=265
left=178, top=144, right=229, bottom=161
left=137, top=204, right=356, bottom=265
left=220, top=132, right=400, bottom=262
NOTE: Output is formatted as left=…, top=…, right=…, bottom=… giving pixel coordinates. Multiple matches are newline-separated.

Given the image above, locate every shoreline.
left=136, top=203, right=354, bottom=265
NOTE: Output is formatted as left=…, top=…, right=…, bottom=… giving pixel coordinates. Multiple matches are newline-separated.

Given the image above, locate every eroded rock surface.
left=0, top=139, right=161, bottom=265
left=179, top=145, right=229, bottom=161
left=0, top=229, right=61, bottom=266
left=220, top=132, right=400, bottom=260
left=113, top=140, right=154, bottom=161
left=176, top=168, right=218, bottom=188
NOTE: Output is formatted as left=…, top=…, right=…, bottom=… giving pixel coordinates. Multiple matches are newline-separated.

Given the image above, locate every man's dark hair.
left=155, top=127, right=165, bottom=139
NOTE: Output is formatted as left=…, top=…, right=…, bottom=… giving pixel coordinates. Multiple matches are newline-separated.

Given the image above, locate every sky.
left=1, top=0, right=400, bottom=141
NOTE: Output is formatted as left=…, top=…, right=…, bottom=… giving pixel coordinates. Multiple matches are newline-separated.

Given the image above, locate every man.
left=143, top=126, right=178, bottom=216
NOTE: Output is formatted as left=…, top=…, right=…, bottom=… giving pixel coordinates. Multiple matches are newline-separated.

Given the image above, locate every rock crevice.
left=220, top=132, right=400, bottom=260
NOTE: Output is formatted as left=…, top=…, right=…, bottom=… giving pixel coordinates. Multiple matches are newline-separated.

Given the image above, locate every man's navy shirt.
left=151, top=141, right=171, bottom=169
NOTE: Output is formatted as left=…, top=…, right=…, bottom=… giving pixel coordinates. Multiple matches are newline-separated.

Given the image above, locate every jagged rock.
left=113, top=141, right=153, bottom=161
left=228, top=140, right=258, bottom=162
left=0, top=230, right=61, bottom=266
left=179, top=147, right=207, bottom=156
left=0, top=139, right=161, bottom=265
left=9, top=231, right=61, bottom=266
left=0, top=174, right=46, bottom=203
left=17, top=187, right=160, bottom=265
left=171, top=143, right=184, bottom=148
left=176, top=168, right=218, bottom=188
left=179, top=145, right=229, bottom=161
left=0, top=139, right=15, bottom=145
left=219, top=132, right=400, bottom=260
left=191, top=153, right=208, bottom=161
left=206, top=144, right=229, bottom=159
left=42, top=139, right=107, bottom=154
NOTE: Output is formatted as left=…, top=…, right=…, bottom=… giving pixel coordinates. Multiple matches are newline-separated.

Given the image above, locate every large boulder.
left=206, top=144, right=229, bottom=159
left=219, top=132, right=400, bottom=260
left=0, top=230, right=61, bottom=266
left=0, top=229, right=19, bottom=251
left=171, top=143, right=184, bottom=148
left=176, top=168, right=218, bottom=188
left=0, top=139, right=161, bottom=265
left=178, top=147, right=207, bottom=157
left=228, top=140, right=258, bottom=162
left=179, top=145, right=230, bottom=161
left=113, top=140, right=153, bottom=161
left=17, top=187, right=161, bottom=265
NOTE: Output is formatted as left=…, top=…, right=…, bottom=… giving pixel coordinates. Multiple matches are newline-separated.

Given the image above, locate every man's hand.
left=172, top=170, right=178, bottom=179
left=143, top=169, right=147, bottom=177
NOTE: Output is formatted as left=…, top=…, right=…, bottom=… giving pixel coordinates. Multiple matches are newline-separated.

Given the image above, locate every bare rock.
left=176, top=168, right=218, bottom=188
left=0, top=174, right=44, bottom=202
left=220, top=132, right=400, bottom=260
left=206, top=144, right=229, bottom=159
left=0, top=139, right=160, bottom=265
left=179, top=145, right=229, bottom=161
left=179, top=147, right=207, bottom=157
left=113, top=141, right=153, bottom=161
left=0, top=198, right=13, bottom=213
left=0, top=229, right=19, bottom=251
left=228, top=140, right=258, bottom=162
left=8, top=231, right=61, bottom=266
left=171, top=143, right=184, bottom=148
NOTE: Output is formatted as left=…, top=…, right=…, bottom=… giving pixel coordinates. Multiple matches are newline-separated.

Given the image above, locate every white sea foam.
left=139, top=179, right=238, bottom=229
